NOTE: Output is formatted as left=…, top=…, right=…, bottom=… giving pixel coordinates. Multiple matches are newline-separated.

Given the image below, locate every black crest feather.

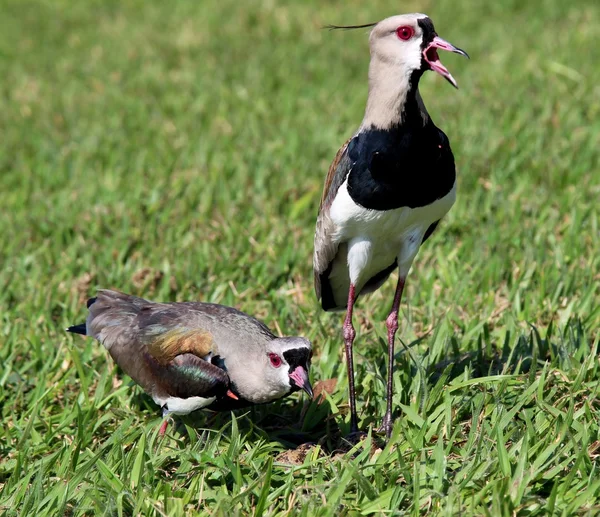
left=324, top=22, right=377, bottom=31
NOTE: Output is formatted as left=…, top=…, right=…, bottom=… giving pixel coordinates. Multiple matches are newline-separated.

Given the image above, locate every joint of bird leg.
left=385, top=312, right=399, bottom=335
left=343, top=322, right=356, bottom=343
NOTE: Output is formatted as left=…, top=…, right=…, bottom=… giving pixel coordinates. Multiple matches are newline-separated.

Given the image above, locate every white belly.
left=154, top=395, right=216, bottom=415
left=328, top=179, right=456, bottom=295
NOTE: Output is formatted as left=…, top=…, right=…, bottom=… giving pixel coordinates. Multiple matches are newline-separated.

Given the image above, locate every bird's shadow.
left=416, top=322, right=578, bottom=383
left=125, top=383, right=361, bottom=454
left=125, top=323, right=581, bottom=455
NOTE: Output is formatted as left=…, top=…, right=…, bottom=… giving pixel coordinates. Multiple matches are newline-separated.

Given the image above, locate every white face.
left=262, top=337, right=312, bottom=400
left=230, top=337, right=312, bottom=404
left=262, top=351, right=294, bottom=398
left=369, top=14, right=429, bottom=74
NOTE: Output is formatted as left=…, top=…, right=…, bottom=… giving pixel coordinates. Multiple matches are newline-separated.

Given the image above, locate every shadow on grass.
left=127, top=388, right=347, bottom=452
left=125, top=319, right=590, bottom=456
left=426, top=319, right=588, bottom=382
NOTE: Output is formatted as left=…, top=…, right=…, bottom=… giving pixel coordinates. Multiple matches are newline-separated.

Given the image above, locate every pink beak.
left=423, top=36, right=469, bottom=89
left=289, top=366, right=313, bottom=398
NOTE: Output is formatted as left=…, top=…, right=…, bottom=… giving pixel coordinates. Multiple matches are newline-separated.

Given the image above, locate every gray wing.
left=313, top=138, right=354, bottom=300
left=86, top=290, right=216, bottom=359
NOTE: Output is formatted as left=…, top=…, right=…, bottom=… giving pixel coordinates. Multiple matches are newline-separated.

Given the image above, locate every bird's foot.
left=336, top=430, right=368, bottom=454
left=342, top=426, right=368, bottom=445
left=377, top=412, right=394, bottom=439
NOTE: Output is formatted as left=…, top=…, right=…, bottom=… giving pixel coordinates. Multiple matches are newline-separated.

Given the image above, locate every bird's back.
left=87, top=290, right=274, bottom=352
left=83, top=290, right=274, bottom=402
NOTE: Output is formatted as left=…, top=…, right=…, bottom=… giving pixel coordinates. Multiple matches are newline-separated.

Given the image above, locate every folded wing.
left=313, top=138, right=354, bottom=302
left=85, top=290, right=230, bottom=404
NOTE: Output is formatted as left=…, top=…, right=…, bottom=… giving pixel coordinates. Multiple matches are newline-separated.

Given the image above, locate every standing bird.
left=67, top=290, right=313, bottom=435
left=314, top=14, right=468, bottom=437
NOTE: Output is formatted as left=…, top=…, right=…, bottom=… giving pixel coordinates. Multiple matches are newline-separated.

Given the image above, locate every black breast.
left=346, top=122, right=456, bottom=210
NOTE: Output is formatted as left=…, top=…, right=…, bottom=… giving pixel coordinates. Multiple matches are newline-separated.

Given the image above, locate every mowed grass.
left=1, top=0, right=599, bottom=514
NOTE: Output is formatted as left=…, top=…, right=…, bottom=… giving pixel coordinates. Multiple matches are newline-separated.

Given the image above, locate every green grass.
left=1, top=0, right=599, bottom=514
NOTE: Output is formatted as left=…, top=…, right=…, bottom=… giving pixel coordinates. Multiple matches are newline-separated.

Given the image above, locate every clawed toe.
left=343, top=430, right=368, bottom=445
left=376, top=414, right=394, bottom=438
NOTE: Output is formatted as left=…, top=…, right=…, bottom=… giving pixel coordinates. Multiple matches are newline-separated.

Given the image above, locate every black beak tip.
left=457, top=47, right=470, bottom=59
left=445, top=76, right=459, bottom=89
left=303, top=383, right=314, bottom=399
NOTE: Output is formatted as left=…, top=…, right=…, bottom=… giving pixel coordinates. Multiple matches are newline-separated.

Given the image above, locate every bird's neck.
left=361, top=57, right=430, bottom=131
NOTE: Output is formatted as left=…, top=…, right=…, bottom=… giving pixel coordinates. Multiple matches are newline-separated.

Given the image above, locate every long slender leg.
left=379, top=276, right=406, bottom=438
left=343, top=283, right=359, bottom=434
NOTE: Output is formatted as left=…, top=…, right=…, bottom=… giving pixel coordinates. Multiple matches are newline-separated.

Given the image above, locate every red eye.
left=396, top=26, right=414, bottom=41
left=268, top=353, right=282, bottom=368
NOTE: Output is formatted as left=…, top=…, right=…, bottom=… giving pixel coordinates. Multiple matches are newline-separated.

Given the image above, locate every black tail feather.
left=66, top=323, right=87, bottom=335
left=67, top=297, right=96, bottom=335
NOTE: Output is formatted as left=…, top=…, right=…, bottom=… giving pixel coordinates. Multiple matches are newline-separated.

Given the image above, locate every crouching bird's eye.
left=268, top=353, right=282, bottom=368
left=396, top=26, right=414, bottom=40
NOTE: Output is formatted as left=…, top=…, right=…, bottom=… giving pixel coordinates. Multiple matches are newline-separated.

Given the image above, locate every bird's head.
left=368, top=14, right=468, bottom=88
left=332, top=14, right=468, bottom=89
left=266, top=336, right=313, bottom=399
left=228, top=336, right=313, bottom=404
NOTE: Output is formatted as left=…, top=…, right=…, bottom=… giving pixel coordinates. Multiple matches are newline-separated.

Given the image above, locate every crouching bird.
left=67, top=290, right=313, bottom=435
left=314, top=14, right=468, bottom=437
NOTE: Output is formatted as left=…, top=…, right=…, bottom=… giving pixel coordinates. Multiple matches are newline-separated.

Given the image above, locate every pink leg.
left=379, top=276, right=405, bottom=438
left=343, top=283, right=359, bottom=434
left=158, top=419, right=169, bottom=437
left=159, top=407, right=172, bottom=437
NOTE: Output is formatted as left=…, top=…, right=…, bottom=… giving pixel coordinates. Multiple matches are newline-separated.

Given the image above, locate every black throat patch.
left=283, top=347, right=311, bottom=393
left=417, top=17, right=437, bottom=75
left=283, top=348, right=311, bottom=370
left=417, top=17, right=436, bottom=48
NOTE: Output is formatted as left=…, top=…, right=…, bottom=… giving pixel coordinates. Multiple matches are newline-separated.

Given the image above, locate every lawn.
left=1, top=0, right=599, bottom=514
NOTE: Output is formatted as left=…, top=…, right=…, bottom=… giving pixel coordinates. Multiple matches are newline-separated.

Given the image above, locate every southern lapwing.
left=67, top=290, right=313, bottom=435
left=313, top=14, right=468, bottom=437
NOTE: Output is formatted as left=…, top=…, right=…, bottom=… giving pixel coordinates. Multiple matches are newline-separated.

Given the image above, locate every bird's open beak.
left=423, top=36, right=469, bottom=89
left=289, top=366, right=313, bottom=398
